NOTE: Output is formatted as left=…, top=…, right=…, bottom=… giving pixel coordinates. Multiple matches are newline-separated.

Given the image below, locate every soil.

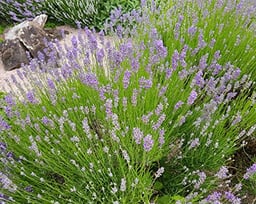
left=230, top=137, right=256, bottom=203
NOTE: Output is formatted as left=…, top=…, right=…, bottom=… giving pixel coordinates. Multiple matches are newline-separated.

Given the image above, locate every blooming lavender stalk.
left=187, top=90, right=198, bottom=105
left=243, top=163, right=256, bottom=179
left=143, top=135, right=154, bottom=152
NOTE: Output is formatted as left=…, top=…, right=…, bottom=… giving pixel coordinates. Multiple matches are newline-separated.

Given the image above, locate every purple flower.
left=116, top=25, right=123, bottom=38
left=4, top=106, right=13, bottom=118
left=174, top=101, right=184, bottom=110
left=214, top=50, right=221, bottom=60
left=210, top=38, right=216, bottom=48
left=206, top=191, right=222, bottom=203
left=154, top=39, right=167, bottom=58
left=165, top=68, right=173, bottom=79
left=6, top=151, right=13, bottom=159
left=47, top=79, right=56, bottom=90
left=0, top=142, right=7, bottom=151
left=131, top=57, right=139, bottom=72
left=25, top=186, right=33, bottom=192
left=139, top=77, right=152, bottom=89
left=142, top=112, right=153, bottom=124
left=122, top=97, right=127, bottom=109
left=178, top=69, right=188, bottom=79
left=143, top=134, right=154, bottom=152
left=152, top=114, right=166, bottom=130
left=193, top=71, right=205, bottom=88
left=0, top=117, right=10, bottom=131
left=112, top=51, right=123, bottom=66
left=120, top=41, right=133, bottom=57
left=158, top=129, right=165, bottom=147
left=80, top=73, right=98, bottom=89
left=188, top=25, right=197, bottom=36
left=82, top=118, right=92, bottom=139
left=215, top=166, right=229, bottom=179
left=133, top=127, right=143, bottom=144
left=199, top=54, right=208, bottom=70
left=131, top=89, right=138, bottom=106
left=123, top=70, right=132, bottom=89
left=194, top=171, right=206, bottom=189
left=227, top=92, right=237, bottom=100
left=232, top=69, right=241, bottom=79
left=71, top=36, right=78, bottom=48
left=26, top=91, right=37, bottom=104
left=155, top=103, right=163, bottom=115
left=87, top=33, right=98, bottom=51
left=41, top=116, right=50, bottom=125
left=96, top=48, right=104, bottom=64
left=174, top=22, right=181, bottom=39
left=4, top=94, right=16, bottom=106
left=105, top=99, right=113, bottom=119
left=224, top=191, right=241, bottom=204
left=155, top=167, right=165, bottom=178
left=187, top=90, right=198, bottom=105
left=189, top=138, right=200, bottom=149
left=172, top=50, right=179, bottom=70
left=0, top=193, right=9, bottom=201
left=159, top=86, right=167, bottom=96
left=113, top=89, right=119, bottom=107
left=198, top=31, right=207, bottom=48
left=244, top=163, right=256, bottom=179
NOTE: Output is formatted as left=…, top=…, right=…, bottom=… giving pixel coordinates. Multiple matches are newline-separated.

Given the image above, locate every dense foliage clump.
left=0, top=0, right=141, bottom=30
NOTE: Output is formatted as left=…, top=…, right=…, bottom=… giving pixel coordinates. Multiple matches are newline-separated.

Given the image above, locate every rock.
left=4, top=14, right=48, bottom=40
left=45, top=28, right=70, bottom=40
left=0, top=42, right=3, bottom=54
left=0, top=39, right=29, bottom=71
left=17, top=24, right=50, bottom=58
left=4, top=21, right=30, bottom=40
left=32, top=14, right=48, bottom=28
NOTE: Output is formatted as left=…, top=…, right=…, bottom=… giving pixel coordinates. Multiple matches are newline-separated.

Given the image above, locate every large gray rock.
left=18, top=24, right=50, bottom=58
left=0, top=14, right=68, bottom=71
left=4, top=14, right=48, bottom=40
left=32, top=14, right=48, bottom=28
left=0, top=39, right=29, bottom=71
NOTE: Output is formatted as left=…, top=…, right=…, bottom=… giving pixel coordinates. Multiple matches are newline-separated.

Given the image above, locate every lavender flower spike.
left=187, top=90, right=198, bottom=105
left=243, top=163, right=256, bottom=179
left=143, top=134, right=154, bottom=152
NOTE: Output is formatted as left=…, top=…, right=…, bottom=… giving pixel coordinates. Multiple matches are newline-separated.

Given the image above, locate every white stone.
left=4, top=14, right=48, bottom=40
left=32, top=14, right=48, bottom=28
left=4, top=21, right=30, bottom=40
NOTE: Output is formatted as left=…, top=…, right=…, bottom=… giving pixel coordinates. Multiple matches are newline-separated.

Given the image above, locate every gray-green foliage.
left=0, top=0, right=141, bottom=30
left=0, top=0, right=44, bottom=22
left=43, top=0, right=99, bottom=28
left=43, top=0, right=141, bottom=30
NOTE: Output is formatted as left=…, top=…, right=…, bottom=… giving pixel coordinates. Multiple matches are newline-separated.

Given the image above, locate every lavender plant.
left=0, top=0, right=45, bottom=22
left=148, top=0, right=256, bottom=80
left=0, top=0, right=256, bottom=203
left=43, top=0, right=141, bottom=30
left=0, top=0, right=141, bottom=30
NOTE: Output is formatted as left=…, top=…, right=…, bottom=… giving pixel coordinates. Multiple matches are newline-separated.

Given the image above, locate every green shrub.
left=0, top=0, right=45, bottom=22
left=43, top=0, right=141, bottom=30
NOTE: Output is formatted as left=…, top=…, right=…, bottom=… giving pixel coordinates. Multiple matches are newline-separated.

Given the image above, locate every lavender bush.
left=0, top=0, right=256, bottom=203
left=0, top=0, right=141, bottom=30
left=0, top=0, right=45, bottom=22
left=44, top=0, right=141, bottom=30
